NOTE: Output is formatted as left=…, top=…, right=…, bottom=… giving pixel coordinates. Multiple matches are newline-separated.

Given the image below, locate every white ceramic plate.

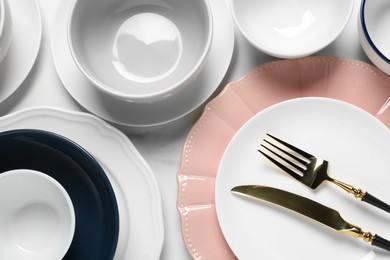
left=216, top=97, right=390, bottom=260
left=51, top=0, right=234, bottom=129
left=0, top=0, right=41, bottom=103
left=0, top=107, right=164, bottom=260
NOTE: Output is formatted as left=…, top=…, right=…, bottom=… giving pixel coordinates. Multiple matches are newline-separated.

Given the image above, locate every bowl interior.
left=231, top=0, right=353, bottom=58
left=0, top=169, right=75, bottom=260
left=363, top=0, right=390, bottom=59
left=69, top=0, right=212, bottom=99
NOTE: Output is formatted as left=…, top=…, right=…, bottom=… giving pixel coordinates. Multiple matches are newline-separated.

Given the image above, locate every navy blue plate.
left=0, top=129, right=119, bottom=260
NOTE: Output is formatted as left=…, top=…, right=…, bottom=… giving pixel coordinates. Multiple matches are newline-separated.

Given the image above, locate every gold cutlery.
left=232, top=185, right=390, bottom=251
left=258, top=133, right=390, bottom=214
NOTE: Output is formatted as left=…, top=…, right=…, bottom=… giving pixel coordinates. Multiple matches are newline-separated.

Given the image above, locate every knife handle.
left=362, top=192, right=390, bottom=213
left=372, top=235, right=390, bottom=251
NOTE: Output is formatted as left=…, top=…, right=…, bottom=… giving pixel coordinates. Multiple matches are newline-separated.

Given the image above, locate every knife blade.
left=231, top=185, right=390, bottom=252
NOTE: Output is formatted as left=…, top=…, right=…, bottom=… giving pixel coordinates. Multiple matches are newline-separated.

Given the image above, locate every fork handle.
left=330, top=179, right=390, bottom=214
left=362, top=192, right=390, bottom=213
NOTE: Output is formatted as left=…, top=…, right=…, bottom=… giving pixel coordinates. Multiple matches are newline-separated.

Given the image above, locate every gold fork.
left=258, top=133, right=390, bottom=214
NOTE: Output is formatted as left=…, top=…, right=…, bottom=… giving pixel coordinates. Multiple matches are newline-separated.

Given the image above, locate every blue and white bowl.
left=358, top=0, right=390, bottom=75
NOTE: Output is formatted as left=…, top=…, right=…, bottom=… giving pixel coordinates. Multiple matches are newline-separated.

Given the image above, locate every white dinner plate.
left=216, top=97, right=390, bottom=260
left=0, top=0, right=41, bottom=103
left=51, top=0, right=234, bottom=129
left=0, top=107, right=164, bottom=260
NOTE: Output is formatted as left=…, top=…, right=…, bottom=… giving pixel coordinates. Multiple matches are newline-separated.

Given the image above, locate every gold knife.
left=231, top=185, right=390, bottom=252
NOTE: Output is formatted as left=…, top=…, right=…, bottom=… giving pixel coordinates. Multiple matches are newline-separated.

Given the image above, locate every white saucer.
left=216, top=97, right=390, bottom=259
left=0, top=0, right=41, bottom=103
left=51, top=0, right=234, bottom=128
left=0, top=107, right=164, bottom=259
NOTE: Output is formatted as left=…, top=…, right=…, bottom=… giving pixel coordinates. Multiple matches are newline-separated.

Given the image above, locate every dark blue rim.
left=0, top=129, right=120, bottom=259
left=360, top=0, right=390, bottom=64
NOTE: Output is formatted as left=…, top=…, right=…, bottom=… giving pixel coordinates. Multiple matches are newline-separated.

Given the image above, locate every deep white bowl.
left=68, top=0, right=213, bottom=103
left=358, top=0, right=390, bottom=75
left=0, top=0, right=12, bottom=63
left=0, top=169, right=75, bottom=260
left=229, top=0, right=354, bottom=59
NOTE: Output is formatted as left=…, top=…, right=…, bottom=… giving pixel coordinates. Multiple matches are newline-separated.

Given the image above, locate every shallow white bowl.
left=0, top=0, right=12, bottom=63
left=0, top=169, right=75, bottom=260
left=68, top=0, right=213, bottom=103
left=358, top=0, right=390, bottom=76
left=229, top=0, right=353, bottom=59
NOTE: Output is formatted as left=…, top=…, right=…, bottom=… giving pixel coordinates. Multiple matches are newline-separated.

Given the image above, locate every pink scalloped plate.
left=176, top=56, right=390, bottom=259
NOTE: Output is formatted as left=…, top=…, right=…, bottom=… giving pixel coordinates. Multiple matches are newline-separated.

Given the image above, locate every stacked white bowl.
left=0, top=0, right=12, bottom=63
left=68, top=0, right=213, bottom=103
left=358, top=0, right=390, bottom=76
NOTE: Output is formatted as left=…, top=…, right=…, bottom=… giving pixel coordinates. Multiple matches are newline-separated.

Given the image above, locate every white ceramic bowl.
left=0, top=169, right=75, bottom=260
left=68, top=0, right=213, bottom=103
left=0, top=0, right=12, bottom=63
left=0, top=0, right=3, bottom=38
left=358, top=0, right=390, bottom=76
left=229, top=0, right=354, bottom=59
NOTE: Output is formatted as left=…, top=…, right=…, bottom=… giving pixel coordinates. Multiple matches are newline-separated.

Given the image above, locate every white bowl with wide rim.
left=358, top=0, right=390, bottom=76
left=0, top=169, right=75, bottom=260
left=68, top=0, right=213, bottom=103
left=229, top=0, right=354, bottom=59
left=0, top=0, right=12, bottom=63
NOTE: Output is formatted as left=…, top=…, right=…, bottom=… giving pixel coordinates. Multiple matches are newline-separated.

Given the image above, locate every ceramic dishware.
left=0, top=169, right=75, bottom=260
left=229, top=0, right=354, bottom=58
left=68, top=0, right=213, bottom=103
left=216, top=97, right=390, bottom=259
left=0, top=0, right=41, bottom=105
left=0, top=129, right=119, bottom=259
left=177, top=56, right=390, bottom=259
left=0, top=0, right=12, bottom=63
left=0, top=110, right=164, bottom=259
left=358, top=0, right=390, bottom=75
left=53, top=0, right=233, bottom=132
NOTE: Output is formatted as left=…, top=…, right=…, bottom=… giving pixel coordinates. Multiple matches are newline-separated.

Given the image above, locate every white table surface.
left=0, top=0, right=371, bottom=259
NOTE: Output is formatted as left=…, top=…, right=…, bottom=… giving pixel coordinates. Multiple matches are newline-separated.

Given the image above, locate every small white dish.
left=0, top=0, right=12, bottom=63
left=229, top=0, right=354, bottom=58
left=358, top=0, right=390, bottom=75
left=0, top=0, right=41, bottom=104
left=68, top=0, right=213, bottom=103
left=0, top=169, right=75, bottom=260
left=0, top=107, right=164, bottom=259
left=52, top=0, right=234, bottom=131
left=216, top=97, right=390, bottom=259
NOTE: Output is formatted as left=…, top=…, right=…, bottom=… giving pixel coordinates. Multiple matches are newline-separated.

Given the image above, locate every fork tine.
left=260, top=144, right=305, bottom=172
left=263, top=139, right=308, bottom=166
left=266, top=133, right=313, bottom=159
left=258, top=149, right=303, bottom=180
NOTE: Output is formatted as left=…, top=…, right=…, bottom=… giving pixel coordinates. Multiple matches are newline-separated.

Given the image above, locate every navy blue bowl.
left=0, top=129, right=119, bottom=260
